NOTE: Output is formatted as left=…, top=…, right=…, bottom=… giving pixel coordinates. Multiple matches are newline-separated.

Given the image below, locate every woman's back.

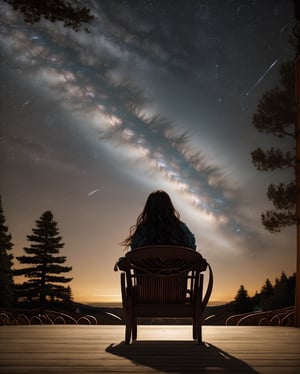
left=122, top=190, right=196, bottom=250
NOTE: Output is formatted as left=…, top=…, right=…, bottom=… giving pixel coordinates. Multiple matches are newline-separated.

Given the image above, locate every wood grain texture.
left=0, top=325, right=299, bottom=373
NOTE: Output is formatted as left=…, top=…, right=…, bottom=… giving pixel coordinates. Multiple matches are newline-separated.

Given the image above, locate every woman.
left=121, top=190, right=196, bottom=250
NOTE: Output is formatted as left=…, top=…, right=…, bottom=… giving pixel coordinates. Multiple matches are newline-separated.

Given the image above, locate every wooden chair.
left=115, top=246, right=213, bottom=344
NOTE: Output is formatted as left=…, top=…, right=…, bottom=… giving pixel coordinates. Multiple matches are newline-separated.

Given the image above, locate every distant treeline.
left=233, top=272, right=296, bottom=314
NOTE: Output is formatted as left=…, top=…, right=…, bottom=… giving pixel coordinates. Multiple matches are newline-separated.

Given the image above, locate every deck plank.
left=0, top=325, right=300, bottom=373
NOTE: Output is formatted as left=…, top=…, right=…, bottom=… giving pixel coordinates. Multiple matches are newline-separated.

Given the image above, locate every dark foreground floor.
left=0, top=325, right=300, bottom=373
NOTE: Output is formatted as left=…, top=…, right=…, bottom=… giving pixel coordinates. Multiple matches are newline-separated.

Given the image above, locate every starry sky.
left=0, top=0, right=296, bottom=305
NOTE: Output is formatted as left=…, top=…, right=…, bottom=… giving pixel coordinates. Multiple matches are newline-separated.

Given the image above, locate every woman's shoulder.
left=179, top=221, right=191, bottom=231
left=178, top=221, right=196, bottom=249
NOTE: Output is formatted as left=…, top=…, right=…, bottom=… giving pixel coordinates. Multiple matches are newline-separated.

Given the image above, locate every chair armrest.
left=202, top=263, right=213, bottom=309
left=114, top=257, right=126, bottom=271
left=121, top=272, right=126, bottom=307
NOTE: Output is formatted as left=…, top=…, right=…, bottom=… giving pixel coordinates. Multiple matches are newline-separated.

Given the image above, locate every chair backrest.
left=123, top=246, right=207, bottom=304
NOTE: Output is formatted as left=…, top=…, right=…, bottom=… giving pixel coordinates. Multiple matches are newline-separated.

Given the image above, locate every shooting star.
left=88, top=189, right=99, bottom=196
left=22, top=100, right=31, bottom=108
left=245, top=58, right=279, bottom=95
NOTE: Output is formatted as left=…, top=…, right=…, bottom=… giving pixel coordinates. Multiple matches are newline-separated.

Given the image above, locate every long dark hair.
left=121, top=190, right=187, bottom=248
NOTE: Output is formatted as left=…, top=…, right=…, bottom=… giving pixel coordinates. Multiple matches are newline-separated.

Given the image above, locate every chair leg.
left=125, top=318, right=132, bottom=344
left=132, top=317, right=137, bottom=341
left=194, top=306, right=203, bottom=344
left=197, top=322, right=202, bottom=344
left=196, top=314, right=205, bottom=345
left=124, top=298, right=134, bottom=344
left=192, top=316, right=197, bottom=340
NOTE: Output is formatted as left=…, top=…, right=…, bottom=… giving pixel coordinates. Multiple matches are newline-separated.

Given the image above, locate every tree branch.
left=262, top=210, right=297, bottom=233
left=251, top=147, right=295, bottom=171
left=267, top=182, right=296, bottom=210
left=3, top=0, right=94, bottom=31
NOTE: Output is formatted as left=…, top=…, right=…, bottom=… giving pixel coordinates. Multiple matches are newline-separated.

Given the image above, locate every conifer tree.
left=15, top=211, right=72, bottom=310
left=251, top=61, right=296, bottom=233
left=261, top=278, right=274, bottom=298
left=259, top=278, right=274, bottom=311
left=272, top=272, right=294, bottom=309
left=63, top=286, right=74, bottom=302
left=0, top=196, right=14, bottom=307
left=251, top=54, right=299, bottom=326
left=288, top=272, right=296, bottom=302
left=233, top=285, right=252, bottom=314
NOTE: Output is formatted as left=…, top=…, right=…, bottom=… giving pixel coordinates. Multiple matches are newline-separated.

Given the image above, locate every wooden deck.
left=0, top=325, right=300, bottom=373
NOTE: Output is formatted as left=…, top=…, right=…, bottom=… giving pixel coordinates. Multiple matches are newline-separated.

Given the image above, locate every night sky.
left=0, top=0, right=296, bottom=304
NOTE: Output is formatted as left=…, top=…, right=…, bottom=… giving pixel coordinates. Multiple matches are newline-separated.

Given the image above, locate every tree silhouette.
left=233, top=285, right=252, bottom=314
left=272, top=272, right=295, bottom=310
left=63, top=285, right=73, bottom=302
left=0, top=196, right=14, bottom=307
left=259, top=278, right=274, bottom=311
left=15, top=211, right=72, bottom=310
left=251, top=61, right=296, bottom=233
left=247, top=273, right=296, bottom=311
left=3, top=0, right=94, bottom=31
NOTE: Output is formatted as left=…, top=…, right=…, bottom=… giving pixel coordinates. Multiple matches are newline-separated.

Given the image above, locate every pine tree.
left=3, top=0, right=94, bottom=31
left=0, top=196, right=14, bottom=307
left=62, top=285, right=74, bottom=302
left=259, top=278, right=274, bottom=311
left=261, top=278, right=274, bottom=298
left=251, top=291, right=261, bottom=311
left=233, top=285, right=252, bottom=314
left=272, top=272, right=294, bottom=309
left=288, top=273, right=296, bottom=303
left=251, top=61, right=296, bottom=232
left=15, top=211, right=72, bottom=310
